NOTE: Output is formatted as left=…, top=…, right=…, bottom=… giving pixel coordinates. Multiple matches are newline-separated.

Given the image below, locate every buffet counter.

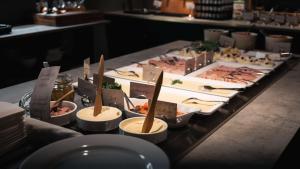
left=0, top=41, right=299, bottom=169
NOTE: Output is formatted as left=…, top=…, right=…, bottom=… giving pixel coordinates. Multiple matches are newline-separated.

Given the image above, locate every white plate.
left=187, top=61, right=267, bottom=87
left=20, top=134, right=169, bottom=169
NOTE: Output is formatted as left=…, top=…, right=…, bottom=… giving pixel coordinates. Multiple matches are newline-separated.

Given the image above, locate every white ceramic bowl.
left=76, top=106, right=122, bottom=132
left=232, top=32, right=257, bottom=50
left=204, top=29, right=229, bottom=42
left=265, top=35, right=293, bottom=52
left=49, top=101, right=77, bottom=126
left=119, top=117, right=168, bottom=144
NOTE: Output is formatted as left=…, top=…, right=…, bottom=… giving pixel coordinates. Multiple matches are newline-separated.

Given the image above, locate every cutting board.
left=34, top=10, right=103, bottom=26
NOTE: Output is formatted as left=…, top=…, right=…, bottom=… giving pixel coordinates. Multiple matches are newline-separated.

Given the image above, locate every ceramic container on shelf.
left=204, top=29, right=229, bottom=43
left=265, top=34, right=293, bottom=52
left=232, top=32, right=257, bottom=50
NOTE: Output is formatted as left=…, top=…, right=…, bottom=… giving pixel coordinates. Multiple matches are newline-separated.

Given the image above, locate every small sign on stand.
left=30, top=66, right=60, bottom=121
left=130, top=82, right=155, bottom=99
left=143, top=65, right=162, bottom=82
left=103, top=89, right=125, bottom=111
left=153, top=100, right=177, bottom=123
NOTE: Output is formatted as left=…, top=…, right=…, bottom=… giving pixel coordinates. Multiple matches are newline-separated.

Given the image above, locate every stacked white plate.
left=0, top=102, right=26, bottom=157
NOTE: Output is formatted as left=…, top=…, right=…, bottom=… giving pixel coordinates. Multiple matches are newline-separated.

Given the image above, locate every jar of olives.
left=51, top=74, right=74, bottom=101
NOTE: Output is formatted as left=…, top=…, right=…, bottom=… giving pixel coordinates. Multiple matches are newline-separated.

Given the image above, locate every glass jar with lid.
left=51, top=73, right=74, bottom=101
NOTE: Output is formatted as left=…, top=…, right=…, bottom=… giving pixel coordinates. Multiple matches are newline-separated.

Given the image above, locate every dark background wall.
left=0, top=0, right=36, bottom=25
left=1, top=0, right=300, bottom=25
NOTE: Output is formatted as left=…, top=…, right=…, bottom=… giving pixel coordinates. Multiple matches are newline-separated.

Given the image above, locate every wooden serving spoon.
left=94, top=55, right=105, bottom=116
left=50, top=89, right=74, bottom=110
left=141, top=71, right=163, bottom=133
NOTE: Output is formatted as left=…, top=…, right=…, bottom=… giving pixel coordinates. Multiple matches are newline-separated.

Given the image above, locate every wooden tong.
left=94, top=55, right=105, bottom=116
left=142, top=71, right=164, bottom=133
left=50, top=89, right=74, bottom=110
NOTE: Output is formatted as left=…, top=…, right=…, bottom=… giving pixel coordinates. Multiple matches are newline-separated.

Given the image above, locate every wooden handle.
left=50, top=89, right=74, bottom=109
left=94, top=55, right=105, bottom=116
left=142, top=71, right=163, bottom=133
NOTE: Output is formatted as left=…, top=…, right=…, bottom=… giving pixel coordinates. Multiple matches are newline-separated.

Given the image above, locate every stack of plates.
left=0, top=102, right=26, bottom=157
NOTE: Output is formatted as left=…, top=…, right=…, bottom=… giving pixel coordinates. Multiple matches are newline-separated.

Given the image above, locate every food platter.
left=186, top=61, right=267, bottom=87
left=104, top=65, right=240, bottom=98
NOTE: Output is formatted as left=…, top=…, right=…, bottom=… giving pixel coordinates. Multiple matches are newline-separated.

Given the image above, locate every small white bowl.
left=76, top=106, right=122, bottom=132
left=49, top=101, right=77, bottom=126
left=119, top=117, right=168, bottom=144
left=124, top=98, right=195, bottom=128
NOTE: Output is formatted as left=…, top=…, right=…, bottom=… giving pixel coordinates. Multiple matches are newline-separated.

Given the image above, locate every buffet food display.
left=18, top=39, right=293, bottom=147
left=11, top=39, right=296, bottom=169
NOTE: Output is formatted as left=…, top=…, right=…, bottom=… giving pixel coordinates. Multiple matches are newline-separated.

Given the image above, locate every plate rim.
left=20, top=134, right=170, bottom=169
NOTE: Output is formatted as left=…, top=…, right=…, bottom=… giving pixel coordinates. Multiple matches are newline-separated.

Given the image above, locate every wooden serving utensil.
left=94, top=55, right=105, bottom=116
left=50, top=89, right=74, bottom=110
left=142, top=71, right=163, bottom=133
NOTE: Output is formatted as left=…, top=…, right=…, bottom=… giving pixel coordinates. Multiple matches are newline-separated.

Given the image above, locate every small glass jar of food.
left=51, top=74, right=74, bottom=101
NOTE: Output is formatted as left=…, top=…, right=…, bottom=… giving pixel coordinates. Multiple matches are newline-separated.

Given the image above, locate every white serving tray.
left=186, top=61, right=267, bottom=87
left=115, top=78, right=228, bottom=116
left=104, top=64, right=240, bottom=98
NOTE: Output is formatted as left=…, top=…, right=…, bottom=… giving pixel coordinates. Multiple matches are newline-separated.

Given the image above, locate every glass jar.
left=51, top=73, right=74, bottom=101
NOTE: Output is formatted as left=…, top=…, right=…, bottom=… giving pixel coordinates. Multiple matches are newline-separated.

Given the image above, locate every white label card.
left=256, top=52, right=266, bottom=59
left=185, top=2, right=195, bottom=10
left=153, top=0, right=162, bottom=8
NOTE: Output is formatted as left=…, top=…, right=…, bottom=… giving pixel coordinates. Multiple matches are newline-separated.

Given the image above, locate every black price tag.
left=77, top=78, right=96, bottom=102
left=102, top=89, right=125, bottom=111
left=153, top=100, right=177, bottom=123
left=130, top=82, right=155, bottom=99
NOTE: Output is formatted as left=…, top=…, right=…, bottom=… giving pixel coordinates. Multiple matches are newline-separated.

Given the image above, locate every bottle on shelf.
left=233, top=0, right=245, bottom=20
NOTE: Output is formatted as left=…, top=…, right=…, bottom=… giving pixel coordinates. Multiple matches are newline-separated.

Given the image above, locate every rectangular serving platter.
left=104, top=64, right=240, bottom=98
left=186, top=61, right=267, bottom=87
left=115, top=78, right=229, bottom=116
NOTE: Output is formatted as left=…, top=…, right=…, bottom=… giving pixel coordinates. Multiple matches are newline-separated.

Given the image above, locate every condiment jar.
left=51, top=74, right=74, bottom=101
